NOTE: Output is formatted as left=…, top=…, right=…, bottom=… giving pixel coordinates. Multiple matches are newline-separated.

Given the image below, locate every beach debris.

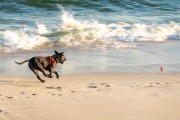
left=160, top=66, right=164, bottom=72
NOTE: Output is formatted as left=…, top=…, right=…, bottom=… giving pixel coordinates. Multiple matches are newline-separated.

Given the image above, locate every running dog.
left=15, top=50, right=66, bottom=83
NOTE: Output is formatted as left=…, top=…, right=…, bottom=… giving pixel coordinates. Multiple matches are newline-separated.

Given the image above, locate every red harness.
left=48, top=56, right=57, bottom=67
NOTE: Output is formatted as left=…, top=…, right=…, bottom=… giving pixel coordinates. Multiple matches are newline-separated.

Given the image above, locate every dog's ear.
left=60, top=52, right=64, bottom=55
left=54, top=50, right=59, bottom=54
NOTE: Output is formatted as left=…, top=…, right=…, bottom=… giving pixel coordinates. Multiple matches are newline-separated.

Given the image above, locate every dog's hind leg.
left=36, top=62, right=52, bottom=78
left=34, top=69, right=45, bottom=83
left=28, top=63, right=45, bottom=83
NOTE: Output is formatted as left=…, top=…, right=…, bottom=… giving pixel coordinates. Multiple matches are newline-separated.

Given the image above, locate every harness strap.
left=48, top=56, right=57, bottom=66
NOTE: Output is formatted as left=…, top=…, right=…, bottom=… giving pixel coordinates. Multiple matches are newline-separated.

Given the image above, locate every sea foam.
left=0, top=8, right=179, bottom=53
left=58, top=9, right=179, bottom=50
left=2, top=23, right=49, bottom=53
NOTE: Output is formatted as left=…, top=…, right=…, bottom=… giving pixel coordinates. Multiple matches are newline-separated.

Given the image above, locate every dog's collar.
left=48, top=56, right=57, bottom=66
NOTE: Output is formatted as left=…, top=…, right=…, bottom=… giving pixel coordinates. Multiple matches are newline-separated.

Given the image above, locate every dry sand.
left=0, top=73, right=180, bottom=120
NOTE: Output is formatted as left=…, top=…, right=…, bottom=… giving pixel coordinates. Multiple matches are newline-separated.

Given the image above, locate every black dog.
left=15, top=50, right=66, bottom=83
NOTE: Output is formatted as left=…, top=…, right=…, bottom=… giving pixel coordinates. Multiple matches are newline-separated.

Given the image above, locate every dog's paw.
left=49, top=75, right=53, bottom=78
left=56, top=74, right=59, bottom=79
left=47, top=74, right=53, bottom=78
left=41, top=80, right=45, bottom=83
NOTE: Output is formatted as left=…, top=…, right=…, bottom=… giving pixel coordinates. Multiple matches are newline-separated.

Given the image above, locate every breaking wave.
left=58, top=8, right=180, bottom=49
left=0, top=7, right=179, bottom=53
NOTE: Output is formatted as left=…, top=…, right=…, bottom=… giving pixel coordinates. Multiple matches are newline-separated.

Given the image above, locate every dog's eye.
left=60, top=56, right=65, bottom=61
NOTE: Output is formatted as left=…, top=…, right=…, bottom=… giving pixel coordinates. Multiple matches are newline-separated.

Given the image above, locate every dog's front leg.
left=42, top=70, right=51, bottom=78
left=53, top=71, right=59, bottom=79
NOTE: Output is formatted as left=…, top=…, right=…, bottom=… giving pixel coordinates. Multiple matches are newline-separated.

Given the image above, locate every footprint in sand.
left=100, top=83, right=111, bottom=87
left=46, top=91, right=62, bottom=96
left=46, top=86, right=62, bottom=91
left=143, top=83, right=154, bottom=88
left=71, top=90, right=75, bottom=93
left=6, top=96, right=13, bottom=99
left=148, top=85, right=153, bottom=87
left=88, top=83, right=111, bottom=91
left=0, top=109, right=3, bottom=113
left=143, top=82, right=180, bottom=88
left=20, top=92, right=25, bottom=94
left=129, top=85, right=140, bottom=88
left=100, top=83, right=108, bottom=85
left=46, top=87, right=56, bottom=89
left=56, top=87, right=62, bottom=91
left=105, top=84, right=111, bottom=87
left=88, top=85, right=98, bottom=88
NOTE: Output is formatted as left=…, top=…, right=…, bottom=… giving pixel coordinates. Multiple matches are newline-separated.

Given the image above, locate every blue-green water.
left=0, top=0, right=180, bottom=75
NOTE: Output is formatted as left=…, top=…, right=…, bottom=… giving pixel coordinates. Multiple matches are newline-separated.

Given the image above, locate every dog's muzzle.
left=60, top=57, right=66, bottom=64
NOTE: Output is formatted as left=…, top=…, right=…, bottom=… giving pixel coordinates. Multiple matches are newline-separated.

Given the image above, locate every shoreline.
left=0, top=72, right=179, bottom=82
left=0, top=41, right=180, bottom=77
left=0, top=73, right=180, bottom=120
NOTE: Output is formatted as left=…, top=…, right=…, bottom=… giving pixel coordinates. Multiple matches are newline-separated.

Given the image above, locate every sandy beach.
left=0, top=73, right=180, bottom=120
left=1, top=0, right=180, bottom=120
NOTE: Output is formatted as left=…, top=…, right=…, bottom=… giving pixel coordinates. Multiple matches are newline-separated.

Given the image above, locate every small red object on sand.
left=160, top=66, right=164, bottom=72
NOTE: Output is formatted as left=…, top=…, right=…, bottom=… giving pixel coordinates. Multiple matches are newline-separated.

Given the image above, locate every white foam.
left=58, top=10, right=180, bottom=49
left=59, top=10, right=136, bottom=49
left=36, top=23, right=49, bottom=35
left=0, top=23, right=51, bottom=53
left=3, top=30, right=49, bottom=52
left=1, top=8, right=179, bottom=52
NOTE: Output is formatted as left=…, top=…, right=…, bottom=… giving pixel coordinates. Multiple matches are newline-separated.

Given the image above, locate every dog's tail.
left=15, top=59, right=29, bottom=65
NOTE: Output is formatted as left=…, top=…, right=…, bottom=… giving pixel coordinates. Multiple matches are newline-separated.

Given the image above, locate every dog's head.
left=54, top=50, right=66, bottom=64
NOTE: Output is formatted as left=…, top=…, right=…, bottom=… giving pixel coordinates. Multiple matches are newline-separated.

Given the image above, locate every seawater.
left=0, top=0, right=180, bottom=75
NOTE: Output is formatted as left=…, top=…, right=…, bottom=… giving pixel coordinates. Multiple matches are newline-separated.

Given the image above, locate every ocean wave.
left=0, top=23, right=49, bottom=53
left=0, top=7, right=179, bottom=53
left=58, top=9, right=180, bottom=49
left=1, top=0, right=179, bottom=24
